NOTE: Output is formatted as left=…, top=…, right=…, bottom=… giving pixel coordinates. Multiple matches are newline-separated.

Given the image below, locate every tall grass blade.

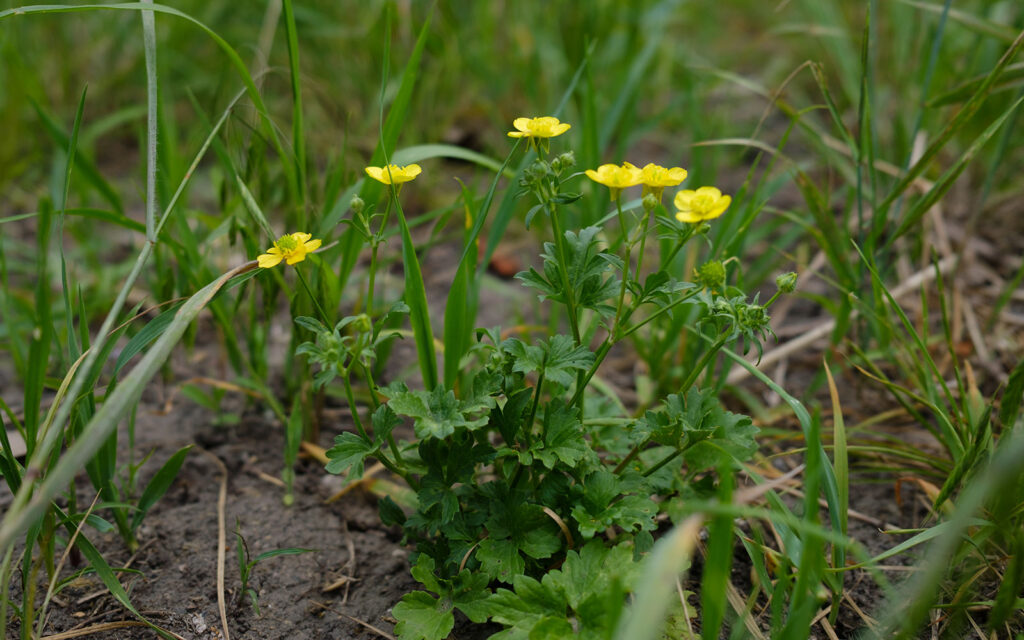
left=373, top=5, right=437, bottom=389
left=57, top=87, right=88, bottom=362
left=282, top=0, right=307, bottom=221
left=871, top=431, right=1024, bottom=638
left=0, top=261, right=258, bottom=552
left=322, top=6, right=432, bottom=293
left=876, top=26, right=1024, bottom=216
left=614, top=516, right=704, bottom=640
left=441, top=147, right=518, bottom=388
left=29, top=99, right=123, bottom=215
left=889, top=94, right=1024, bottom=242
left=823, top=360, right=848, bottom=606
left=442, top=180, right=479, bottom=388
left=23, top=200, right=52, bottom=455
left=722, top=348, right=842, bottom=533
left=700, top=458, right=734, bottom=640
left=0, top=3, right=298, bottom=200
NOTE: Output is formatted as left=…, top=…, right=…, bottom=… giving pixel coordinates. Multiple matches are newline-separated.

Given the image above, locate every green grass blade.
left=392, top=144, right=510, bottom=175
left=722, top=348, right=842, bottom=534
left=897, top=0, right=1019, bottom=43
left=871, top=432, right=1024, bottom=638
left=0, top=411, right=23, bottom=494
left=778, top=409, right=825, bottom=638
left=876, top=27, right=1024, bottom=216
left=141, top=0, right=158, bottom=238
left=322, top=5, right=432, bottom=292
left=54, top=507, right=173, bottom=638
left=23, top=200, right=52, bottom=455
left=1, top=208, right=146, bottom=233
left=927, top=62, right=1024, bottom=107
left=58, top=86, right=88, bottom=363
left=889, top=94, right=1024, bottom=242
left=393, top=198, right=437, bottom=389
left=700, top=458, right=734, bottom=640
left=112, top=302, right=184, bottom=377
left=823, top=360, right=848, bottom=598
left=0, top=3, right=298, bottom=201
left=614, top=516, right=704, bottom=640
left=442, top=180, right=478, bottom=388
left=441, top=146, right=519, bottom=388
left=131, top=445, right=192, bottom=530
left=28, top=99, right=123, bottom=215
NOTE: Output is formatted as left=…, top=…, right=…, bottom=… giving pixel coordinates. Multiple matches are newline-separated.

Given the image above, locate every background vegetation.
left=1, top=0, right=1023, bottom=638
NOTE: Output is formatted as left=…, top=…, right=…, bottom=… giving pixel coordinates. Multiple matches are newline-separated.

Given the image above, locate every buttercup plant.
left=323, top=118, right=784, bottom=639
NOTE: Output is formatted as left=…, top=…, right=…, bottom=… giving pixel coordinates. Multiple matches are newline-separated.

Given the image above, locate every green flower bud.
left=776, top=272, right=797, bottom=293
left=552, top=151, right=576, bottom=172
left=696, top=260, right=726, bottom=290
left=642, top=193, right=660, bottom=211
left=350, top=195, right=365, bottom=215
left=354, top=313, right=373, bottom=334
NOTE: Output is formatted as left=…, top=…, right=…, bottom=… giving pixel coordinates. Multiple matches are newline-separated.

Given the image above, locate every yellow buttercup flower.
left=674, top=187, right=732, bottom=223
left=365, top=163, right=422, bottom=185
left=639, top=163, right=688, bottom=205
left=507, top=116, right=571, bottom=139
left=585, top=162, right=642, bottom=201
left=257, top=232, right=322, bottom=268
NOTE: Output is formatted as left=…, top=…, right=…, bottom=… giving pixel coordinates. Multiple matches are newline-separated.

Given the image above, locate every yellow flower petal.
left=257, top=253, right=284, bottom=268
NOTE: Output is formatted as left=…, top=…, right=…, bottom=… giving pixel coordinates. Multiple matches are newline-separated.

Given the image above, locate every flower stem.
left=663, top=225, right=696, bottom=268
left=367, top=198, right=393, bottom=319
left=295, top=267, right=330, bottom=325
left=341, top=374, right=369, bottom=441
left=526, top=369, right=546, bottom=446
left=612, top=197, right=632, bottom=330
left=548, top=204, right=581, bottom=346
left=643, top=448, right=682, bottom=478
left=634, top=206, right=653, bottom=283
left=679, top=333, right=730, bottom=393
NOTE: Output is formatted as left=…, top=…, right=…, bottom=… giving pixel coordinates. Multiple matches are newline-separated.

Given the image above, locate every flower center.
left=692, top=194, right=715, bottom=213
left=275, top=234, right=299, bottom=252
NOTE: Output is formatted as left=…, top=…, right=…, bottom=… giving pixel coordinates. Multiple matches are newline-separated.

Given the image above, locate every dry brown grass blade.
left=324, top=462, right=386, bottom=503
left=198, top=448, right=231, bottom=640
left=40, top=621, right=153, bottom=639
left=728, top=255, right=958, bottom=385
left=36, top=493, right=102, bottom=637
left=159, top=377, right=262, bottom=414
left=310, top=601, right=396, bottom=640
left=542, top=506, right=574, bottom=550
left=300, top=440, right=328, bottom=464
